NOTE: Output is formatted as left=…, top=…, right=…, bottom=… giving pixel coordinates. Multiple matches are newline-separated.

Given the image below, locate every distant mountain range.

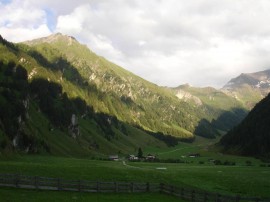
left=171, top=69, right=270, bottom=110
left=222, top=69, right=270, bottom=108
left=0, top=33, right=269, bottom=157
left=223, top=69, right=270, bottom=90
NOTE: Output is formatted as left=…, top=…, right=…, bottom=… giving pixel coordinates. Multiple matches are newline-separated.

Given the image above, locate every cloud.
left=0, top=0, right=52, bottom=42
left=1, top=0, right=270, bottom=87
left=0, top=25, right=51, bottom=42
left=56, top=5, right=85, bottom=34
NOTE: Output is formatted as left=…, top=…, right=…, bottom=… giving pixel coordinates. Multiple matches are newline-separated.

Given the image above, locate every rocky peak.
left=24, top=33, right=78, bottom=46
left=223, top=69, right=270, bottom=90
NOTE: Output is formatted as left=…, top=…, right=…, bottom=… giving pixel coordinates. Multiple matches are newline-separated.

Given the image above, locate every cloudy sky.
left=1, top=0, right=270, bottom=88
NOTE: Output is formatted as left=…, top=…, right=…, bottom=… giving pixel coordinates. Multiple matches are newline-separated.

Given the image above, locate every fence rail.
left=0, top=173, right=268, bottom=202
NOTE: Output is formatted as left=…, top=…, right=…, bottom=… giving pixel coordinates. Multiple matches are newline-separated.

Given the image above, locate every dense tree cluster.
left=93, top=113, right=117, bottom=140
left=144, top=130, right=189, bottom=147
left=0, top=59, right=96, bottom=151
left=0, top=61, right=28, bottom=142
left=30, top=78, right=94, bottom=128
left=220, top=93, right=270, bottom=159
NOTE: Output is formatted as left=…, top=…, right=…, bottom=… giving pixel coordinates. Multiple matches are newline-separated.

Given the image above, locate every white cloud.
left=1, top=0, right=270, bottom=87
left=0, top=25, right=51, bottom=42
left=0, top=0, right=52, bottom=42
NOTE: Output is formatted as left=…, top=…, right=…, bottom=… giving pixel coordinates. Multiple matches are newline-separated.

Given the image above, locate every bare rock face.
left=24, top=33, right=78, bottom=46
left=69, top=114, right=80, bottom=138
left=12, top=135, right=19, bottom=148
left=175, top=89, right=203, bottom=106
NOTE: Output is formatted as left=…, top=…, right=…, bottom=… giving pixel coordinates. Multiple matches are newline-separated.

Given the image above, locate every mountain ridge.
left=0, top=33, right=262, bottom=156
left=223, top=69, right=270, bottom=90
left=20, top=33, right=205, bottom=137
left=24, top=33, right=79, bottom=46
left=220, top=69, right=270, bottom=108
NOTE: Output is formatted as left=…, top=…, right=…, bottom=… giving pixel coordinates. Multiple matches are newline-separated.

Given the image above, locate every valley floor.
left=0, top=187, right=187, bottom=202
left=0, top=152, right=269, bottom=200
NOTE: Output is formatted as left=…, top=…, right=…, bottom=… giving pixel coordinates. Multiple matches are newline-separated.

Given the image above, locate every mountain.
left=170, top=69, right=270, bottom=139
left=22, top=33, right=200, bottom=139
left=219, top=92, right=270, bottom=159
left=0, top=33, right=248, bottom=156
left=172, top=84, right=243, bottom=111
left=170, top=84, right=248, bottom=138
left=0, top=34, right=171, bottom=156
left=223, top=69, right=270, bottom=90
left=222, top=69, right=270, bottom=108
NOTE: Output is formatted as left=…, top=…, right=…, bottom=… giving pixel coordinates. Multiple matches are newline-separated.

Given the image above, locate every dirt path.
left=122, top=160, right=142, bottom=169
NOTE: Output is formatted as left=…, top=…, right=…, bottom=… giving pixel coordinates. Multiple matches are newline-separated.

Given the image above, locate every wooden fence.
left=159, top=183, right=269, bottom=202
left=0, top=173, right=269, bottom=202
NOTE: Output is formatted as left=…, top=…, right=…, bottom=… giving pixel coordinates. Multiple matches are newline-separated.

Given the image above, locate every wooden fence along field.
left=0, top=173, right=269, bottom=202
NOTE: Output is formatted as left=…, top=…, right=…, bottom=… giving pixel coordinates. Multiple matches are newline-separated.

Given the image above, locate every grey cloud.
left=2, top=0, right=270, bottom=87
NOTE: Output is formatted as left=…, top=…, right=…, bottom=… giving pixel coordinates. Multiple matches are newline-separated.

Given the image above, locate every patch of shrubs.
left=213, top=159, right=236, bottom=166
left=245, top=160, right=252, bottom=166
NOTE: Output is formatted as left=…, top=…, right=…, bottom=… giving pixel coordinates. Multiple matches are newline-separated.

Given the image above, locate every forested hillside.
left=220, top=93, right=270, bottom=159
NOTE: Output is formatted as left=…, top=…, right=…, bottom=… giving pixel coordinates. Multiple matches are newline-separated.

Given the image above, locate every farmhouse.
left=188, top=153, right=200, bottom=158
left=108, top=155, right=119, bottom=161
left=128, top=155, right=138, bottom=161
left=146, top=154, right=156, bottom=160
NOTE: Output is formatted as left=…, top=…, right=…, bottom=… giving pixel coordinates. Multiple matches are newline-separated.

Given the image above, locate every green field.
left=144, top=136, right=263, bottom=165
left=0, top=137, right=269, bottom=201
left=0, top=151, right=269, bottom=201
left=0, top=187, right=186, bottom=202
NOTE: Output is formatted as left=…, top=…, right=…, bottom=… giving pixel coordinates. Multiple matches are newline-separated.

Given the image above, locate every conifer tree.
left=138, top=147, right=143, bottom=158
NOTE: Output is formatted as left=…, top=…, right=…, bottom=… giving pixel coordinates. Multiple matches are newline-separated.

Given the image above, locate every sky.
left=1, top=0, right=270, bottom=88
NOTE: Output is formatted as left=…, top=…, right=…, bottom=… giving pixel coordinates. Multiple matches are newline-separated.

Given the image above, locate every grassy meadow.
left=0, top=137, right=269, bottom=201
left=0, top=136, right=269, bottom=201
left=0, top=187, right=186, bottom=202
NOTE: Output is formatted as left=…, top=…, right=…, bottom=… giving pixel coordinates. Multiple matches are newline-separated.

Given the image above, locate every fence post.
left=130, top=182, right=134, bottom=192
left=15, top=174, right=20, bottom=188
left=114, top=182, right=118, bottom=192
left=191, top=190, right=195, bottom=201
left=216, top=194, right=221, bottom=202
left=57, top=178, right=61, bottom=190
left=170, top=185, right=174, bottom=195
left=235, top=195, right=241, bottom=202
left=159, top=183, right=164, bottom=193
left=204, top=192, right=208, bottom=202
left=78, top=180, right=81, bottom=192
left=96, top=181, right=100, bottom=192
left=181, top=188, right=185, bottom=199
left=34, top=176, right=39, bottom=189
left=146, top=182, right=150, bottom=192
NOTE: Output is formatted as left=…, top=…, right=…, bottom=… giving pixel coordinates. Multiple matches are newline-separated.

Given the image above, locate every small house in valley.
left=128, top=155, right=138, bottom=161
left=146, top=154, right=156, bottom=161
left=109, top=155, right=119, bottom=161
left=188, top=153, right=200, bottom=158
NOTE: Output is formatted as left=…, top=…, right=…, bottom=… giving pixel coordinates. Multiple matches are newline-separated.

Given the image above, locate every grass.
left=144, top=136, right=217, bottom=159
left=127, top=162, right=270, bottom=197
left=0, top=187, right=186, bottom=202
left=0, top=128, right=268, bottom=201
left=0, top=154, right=269, bottom=198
